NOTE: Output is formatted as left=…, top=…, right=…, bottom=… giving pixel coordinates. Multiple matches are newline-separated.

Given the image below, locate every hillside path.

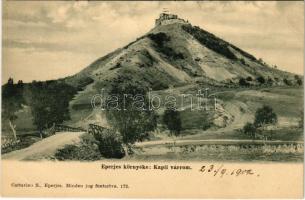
left=2, top=132, right=85, bottom=161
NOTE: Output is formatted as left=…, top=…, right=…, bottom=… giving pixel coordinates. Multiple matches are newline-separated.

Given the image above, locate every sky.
left=2, top=1, right=304, bottom=83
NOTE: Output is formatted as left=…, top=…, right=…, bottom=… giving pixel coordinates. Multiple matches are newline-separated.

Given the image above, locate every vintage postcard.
left=1, top=1, right=304, bottom=198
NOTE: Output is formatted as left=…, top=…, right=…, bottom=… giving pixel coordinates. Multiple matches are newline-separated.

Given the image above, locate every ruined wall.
left=155, top=13, right=189, bottom=26
left=156, top=18, right=188, bottom=26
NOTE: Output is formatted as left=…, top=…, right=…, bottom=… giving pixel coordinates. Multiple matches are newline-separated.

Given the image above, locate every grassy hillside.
left=2, top=18, right=303, bottom=144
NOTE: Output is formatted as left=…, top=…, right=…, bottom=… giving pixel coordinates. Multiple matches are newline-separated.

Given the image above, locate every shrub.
left=294, top=75, right=303, bottom=86
left=202, top=121, right=211, bottom=131
left=54, top=134, right=102, bottom=161
left=267, top=77, right=274, bottom=85
left=256, top=76, right=265, bottom=84
left=240, top=58, right=246, bottom=65
left=163, top=108, right=182, bottom=136
left=147, top=32, right=185, bottom=60
left=243, top=122, right=256, bottom=138
left=94, top=129, right=125, bottom=159
left=239, top=78, right=249, bottom=86
left=283, top=78, right=292, bottom=86
left=254, top=105, right=277, bottom=127
left=147, top=32, right=170, bottom=46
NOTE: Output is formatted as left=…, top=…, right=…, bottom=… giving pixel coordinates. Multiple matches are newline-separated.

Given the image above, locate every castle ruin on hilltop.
left=155, top=13, right=189, bottom=26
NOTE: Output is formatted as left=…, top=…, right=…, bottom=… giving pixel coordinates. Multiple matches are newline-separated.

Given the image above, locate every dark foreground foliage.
left=54, top=134, right=102, bottom=161
left=105, top=74, right=157, bottom=145
left=92, top=128, right=125, bottom=159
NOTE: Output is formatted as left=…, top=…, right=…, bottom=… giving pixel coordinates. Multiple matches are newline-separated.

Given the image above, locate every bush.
left=267, top=77, right=273, bottom=85
left=163, top=108, right=182, bottom=136
left=147, top=32, right=170, bottom=46
left=148, top=32, right=185, bottom=60
left=93, top=129, right=125, bottom=159
left=294, top=75, right=302, bottom=86
left=202, top=121, right=211, bottom=131
left=254, top=105, right=277, bottom=127
left=239, top=78, right=249, bottom=86
left=243, top=122, right=256, bottom=138
left=240, top=58, right=246, bottom=65
left=283, top=78, right=292, bottom=86
left=256, top=76, right=265, bottom=84
left=54, top=134, right=102, bottom=161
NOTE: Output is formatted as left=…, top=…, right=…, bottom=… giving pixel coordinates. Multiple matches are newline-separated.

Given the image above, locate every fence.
left=45, top=124, right=85, bottom=137
left=1, top=137, right=20, bottom=149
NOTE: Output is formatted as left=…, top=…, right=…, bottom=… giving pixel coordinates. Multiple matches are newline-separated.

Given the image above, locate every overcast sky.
left=3, top=1, right=304, bottom=83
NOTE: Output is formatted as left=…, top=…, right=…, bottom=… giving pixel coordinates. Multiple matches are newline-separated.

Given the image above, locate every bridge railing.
left=44, top=124, right=85, bottom=137
left=55, top=124, right=85, bottom=133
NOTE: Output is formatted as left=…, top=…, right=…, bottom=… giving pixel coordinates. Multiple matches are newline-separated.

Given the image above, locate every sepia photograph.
left=2, top=1, right=304, bottom=162
left=1, top=0, right=304, bottom=198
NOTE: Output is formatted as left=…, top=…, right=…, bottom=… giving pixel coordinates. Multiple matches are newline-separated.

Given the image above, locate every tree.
left=17, top=80, right=23, bottom=86
left=243, top=122, right=256, bottom=138
left=294, top=75, right=303, bottom=86
left=283, top=78, right=292, bottom=86
left=163, top=107, right=182, bottom=136
left=105, top=75, right=157, bottom=147
left=7, top=77, right=14, bottom=85
left=2, top=78, right=24, bottom=140
left=256, top=76, right=265, bottom=84
left=239, top=78, right=249, bottom=87
left=267, top=77, right=273, bottom=85
left=26, top=81, right=77, bottom=137
left=2, top=101, right=18, bottom=140
left=254, top=105, right=277, bottom=128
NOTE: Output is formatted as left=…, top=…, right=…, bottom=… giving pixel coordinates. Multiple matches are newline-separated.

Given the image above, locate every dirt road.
left=2, top=132, right=85, bottom=161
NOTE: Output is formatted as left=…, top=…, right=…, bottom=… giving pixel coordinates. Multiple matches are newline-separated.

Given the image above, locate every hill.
left=61, top=13, right=300, bottom=129
left=2, top=13, right=303, bottom=142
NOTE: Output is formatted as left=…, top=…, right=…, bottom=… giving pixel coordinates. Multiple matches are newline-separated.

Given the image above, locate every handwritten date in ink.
left=199, top=164, right=258, bottom=178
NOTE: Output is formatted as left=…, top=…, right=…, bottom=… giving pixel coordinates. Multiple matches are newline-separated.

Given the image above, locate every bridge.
left=45, top=124, right=86, bottom=137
